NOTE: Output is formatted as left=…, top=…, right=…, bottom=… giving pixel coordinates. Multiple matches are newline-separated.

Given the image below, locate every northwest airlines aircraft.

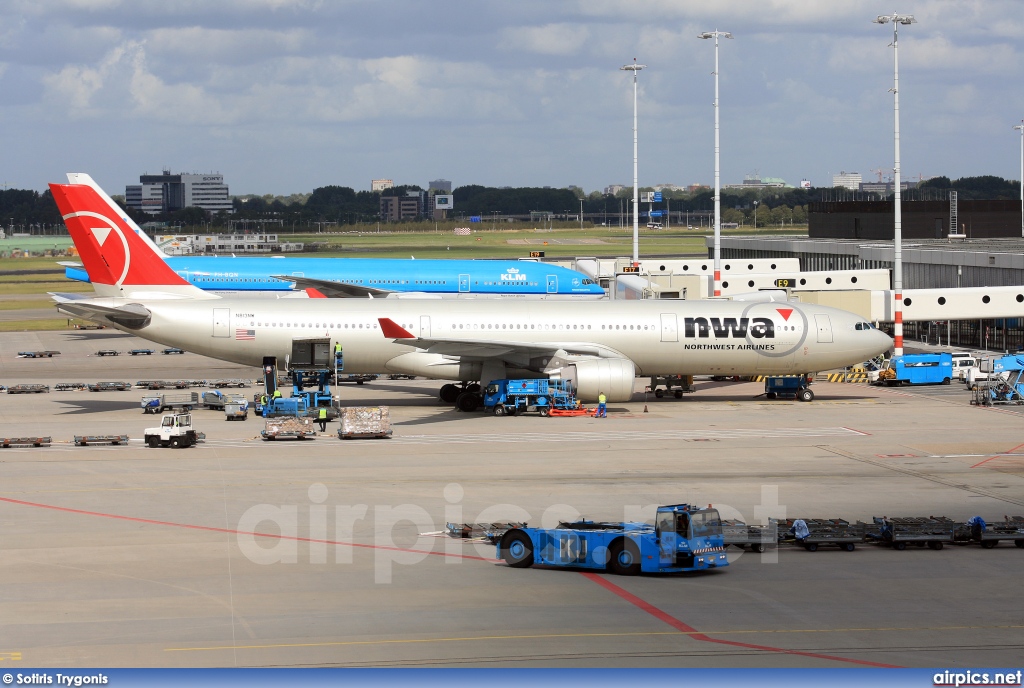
left=59, top=174, right=604, bottom=299
left=50, top=181, right=892, bottom=404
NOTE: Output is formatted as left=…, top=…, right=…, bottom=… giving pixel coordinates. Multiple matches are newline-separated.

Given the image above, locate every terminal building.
left=126, top=171, right=234, bottom=216
left=710, top=235, right=1024, bottom=352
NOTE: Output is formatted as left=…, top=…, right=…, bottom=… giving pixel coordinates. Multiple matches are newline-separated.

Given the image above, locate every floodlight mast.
left=874, top=12, right=915, bottom=357
left=621, top=58, right=646, bottom=264
left=1015, top=121, right=1024, bottom=238
left=699, top=30, right=732, bottom=297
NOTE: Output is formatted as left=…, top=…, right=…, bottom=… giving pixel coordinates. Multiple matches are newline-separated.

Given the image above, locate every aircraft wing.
left=271, top=275, right=393, bottom=298
left=378, top=318, right=627, bottom=361
left=51, top=293, right=152, bottom=328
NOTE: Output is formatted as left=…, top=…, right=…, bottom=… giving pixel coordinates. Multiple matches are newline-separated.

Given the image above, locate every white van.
left=949, top=353, right=977, bottom=381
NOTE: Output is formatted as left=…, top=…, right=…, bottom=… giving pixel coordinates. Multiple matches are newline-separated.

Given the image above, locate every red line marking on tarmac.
left=0, top=496, right=491, bottom=562
left=579, top=572, right=901, bottom=668
left=841, top=426, right=871, bottom=436
left=971, top=442, right=1024, bottom=469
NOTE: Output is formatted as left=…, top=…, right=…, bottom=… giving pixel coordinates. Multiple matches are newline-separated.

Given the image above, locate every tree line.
left=2, top=175, right=1018, bottom=231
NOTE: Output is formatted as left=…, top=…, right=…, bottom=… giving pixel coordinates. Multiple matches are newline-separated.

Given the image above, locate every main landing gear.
left=440, top=382, right=482, bottom=411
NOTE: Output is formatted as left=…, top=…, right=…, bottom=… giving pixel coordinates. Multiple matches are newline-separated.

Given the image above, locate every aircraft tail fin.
left=50, top=179, right=208, bottom=299
left=65, top=173, right=169, bottom=258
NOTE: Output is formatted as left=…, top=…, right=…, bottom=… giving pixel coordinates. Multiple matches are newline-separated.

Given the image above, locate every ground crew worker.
left=317, top=406, right=328, bottom=432
left=272, top=389, right=282, bottom=400
left=335, top=341, right=344, bottom=371
left=596, top=391, right=607, bottom=418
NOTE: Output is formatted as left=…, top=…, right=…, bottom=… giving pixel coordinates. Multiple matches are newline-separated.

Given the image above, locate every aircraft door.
left=660, top=314, right=678, bottom=342
left=815, top=314, right=833, bottom=343
left=420, top=316, right=431, bottom=337
left=546, top=275, right=557, bottom=293
left=459, top=274, right=470, bottom=292
left=213, top=308, right=230, bottom=338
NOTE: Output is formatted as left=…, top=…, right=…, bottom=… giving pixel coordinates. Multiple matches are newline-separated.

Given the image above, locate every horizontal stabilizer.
left=272, top=275, right=393, bottom=298
left=51, top=295, right=152, bottom=329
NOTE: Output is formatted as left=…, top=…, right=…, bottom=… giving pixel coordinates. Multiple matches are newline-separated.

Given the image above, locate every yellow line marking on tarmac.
left=164, top=624, right=1024, bottom=652
left=0, top=652, right=22, bottom=661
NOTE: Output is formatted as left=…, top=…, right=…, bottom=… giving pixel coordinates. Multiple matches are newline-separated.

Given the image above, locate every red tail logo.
left=50, top=184, right=189, bottom=289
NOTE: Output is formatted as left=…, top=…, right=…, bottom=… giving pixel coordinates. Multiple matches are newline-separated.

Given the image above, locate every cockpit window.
left=854, top=322, right=875, bottom=330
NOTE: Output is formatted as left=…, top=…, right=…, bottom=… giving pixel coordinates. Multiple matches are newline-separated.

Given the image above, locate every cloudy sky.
left=1, top=0, right=1022, bottom=196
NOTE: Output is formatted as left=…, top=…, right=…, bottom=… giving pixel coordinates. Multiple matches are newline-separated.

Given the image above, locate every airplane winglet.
left=378, top=318, right=415, bottom=339
left=305, top=288, right=327, bottom=299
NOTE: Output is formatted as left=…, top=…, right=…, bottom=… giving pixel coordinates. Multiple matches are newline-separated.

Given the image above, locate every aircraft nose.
left=873, top=328, right=893, bottom=354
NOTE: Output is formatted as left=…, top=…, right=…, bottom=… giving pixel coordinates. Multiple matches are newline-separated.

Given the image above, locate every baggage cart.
left=338, top=406, right=391, bottom=439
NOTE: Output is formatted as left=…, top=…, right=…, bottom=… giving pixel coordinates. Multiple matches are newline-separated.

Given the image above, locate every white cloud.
left=498, top=24, right=590, bottom=56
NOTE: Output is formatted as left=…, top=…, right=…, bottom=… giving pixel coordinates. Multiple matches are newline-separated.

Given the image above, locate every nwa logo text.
left=684, top=317, right=775, bottom=339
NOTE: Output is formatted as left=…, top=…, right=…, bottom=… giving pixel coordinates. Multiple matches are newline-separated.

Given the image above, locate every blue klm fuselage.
left=64, top=256, right=605, bottom=298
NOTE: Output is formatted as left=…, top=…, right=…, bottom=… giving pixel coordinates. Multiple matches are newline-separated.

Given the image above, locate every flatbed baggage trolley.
left=866, top=516, right=956, bottom=550
left=722, top=519, right=778, bottom=553
left=778, top=518, right=865, bottom=552
left=953, top=516, right=1024, bottom=549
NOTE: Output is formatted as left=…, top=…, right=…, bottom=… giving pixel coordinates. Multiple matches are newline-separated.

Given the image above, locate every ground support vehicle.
left=722, top=519, right=778, bottom=553
left=136, top=380, right=171, bottom=390
left=96, top=350, right=119, bottom=356
left=54, top=382, right=87, bottom=391
left=496, top=504, right=729, bottom=574
left=866, top=516, right=956, bottom=550
left=74, top=435, right=128, bottom=446
left=338, top=406, right=391, bottom=439
left=648, top=375, right=696, bottom=399
left=89, top=381, right=132, bottom=392
left=875, top=353, right=953, bottom=386
left=778, top=518, right=865, bottom=552
left=129, top=348, right=154, bottom=355
left=17, top=350, right=60, bottom=358
left=224, top=401, right=249, bottom=421
left=292, top=370, right=336, bottom=415
left=201, top=389, right=248, bottom=410
left=482, top=378, right=579, bottom=416
left=763, top=374, right=815, bottom=401
left=7, top=384, right=50, bottom=394
left=143, top=412, right=198, bottom=448
left=261, top=416, right=315, bottom=440
left=162, top=347, right=185, bottom=355
left=0, top=436, right=51, bottom=448
left=953, top=517, right=1024, bottom=549
left=141, top=392, right=198, bottom=414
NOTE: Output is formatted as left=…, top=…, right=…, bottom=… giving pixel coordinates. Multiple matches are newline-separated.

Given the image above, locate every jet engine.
left=555, top=358, right=635, bottom=402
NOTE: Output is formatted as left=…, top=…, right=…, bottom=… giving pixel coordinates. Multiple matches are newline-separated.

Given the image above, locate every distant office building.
left=723, top=175, right=788, bottom=190
left=832, top=171, right=862, bottom=190
left=604, top=184, right=626, bottom=196
left=125, top=171, right=233, bottom=215
left=428, top=179, right=452, bottom=194
left=371, top=179, right=394, bottom=192
left=380, top=190, right=425, bottom=221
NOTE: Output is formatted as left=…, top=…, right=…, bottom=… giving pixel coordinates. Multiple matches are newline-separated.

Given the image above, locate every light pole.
left=620, top=58, right=646, bottom=264
left=874, top=12, right=915, bottom=357
left=699, top=30, right=732, bottom=296
left=753, top=200, right=759, bottom=228
left=1015, top=120, right=1024, bottom=238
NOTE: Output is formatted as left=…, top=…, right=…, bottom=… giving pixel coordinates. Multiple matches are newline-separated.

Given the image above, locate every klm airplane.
left=59, top=174, right=605, bottom=300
